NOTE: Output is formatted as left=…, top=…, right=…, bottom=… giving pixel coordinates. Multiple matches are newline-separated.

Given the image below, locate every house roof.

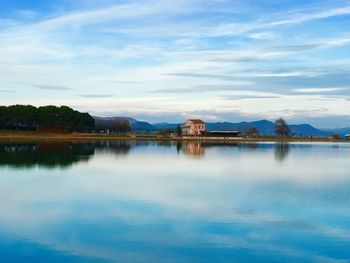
left=186, top=119, right=205, bottom=124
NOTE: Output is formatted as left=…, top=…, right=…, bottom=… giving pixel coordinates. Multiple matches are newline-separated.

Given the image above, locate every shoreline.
left=0, top=131, right=348, bottom=143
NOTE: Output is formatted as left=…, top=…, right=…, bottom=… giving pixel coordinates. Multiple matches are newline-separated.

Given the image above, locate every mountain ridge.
left=94, top=116, right=347, bottom=137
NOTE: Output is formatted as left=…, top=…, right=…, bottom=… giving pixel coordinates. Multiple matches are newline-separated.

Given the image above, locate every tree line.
left=0, top=105, right=95, bottom=131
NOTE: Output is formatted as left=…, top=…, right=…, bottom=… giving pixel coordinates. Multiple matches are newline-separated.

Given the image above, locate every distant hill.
left=94, top=117, right=155, bottom=131
left=289, top=124, right=330, bottom=137
left=95, top=116, right=336, bottom=137
left=322, top=127, right=350, bottom=136
left=152, top=123, right=178, bottom=130
left=205, top=120, right=275, bottom=134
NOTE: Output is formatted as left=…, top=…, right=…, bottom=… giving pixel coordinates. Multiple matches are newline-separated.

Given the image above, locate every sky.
left=0, top=0, right=350, bottom=127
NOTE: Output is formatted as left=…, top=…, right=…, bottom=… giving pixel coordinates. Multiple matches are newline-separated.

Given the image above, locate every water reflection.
left=93, top=141, right=132, bottom=155
left=0, top=141, right=133, bottom=169
left=181, top=141, right=206, bottom=157
left=0, top=141, right=295, bottom=169
left=0, top=142, right=94, bottom=168
left=177, top=141, right=291, bottom=159
left=274, top=142, right=290, bottom=162
left=0, top=141, right=350, bottom=262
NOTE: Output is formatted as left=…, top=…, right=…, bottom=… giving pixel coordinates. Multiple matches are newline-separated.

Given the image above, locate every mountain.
left=152, top=123, right=178, bottom=130
left=321, top=127, right=350, bottom=136
left=289, top=124, right=330, bottom=137
left=95, top=116, right=335, bottom=137
left=94, top=117, right=156, bottom=131
left=205, top=120, right=275, bottom=134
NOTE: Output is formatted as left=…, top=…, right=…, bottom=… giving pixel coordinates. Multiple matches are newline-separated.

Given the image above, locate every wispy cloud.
left=79, top=94, right=115, bottom=98
left=223, top=94, right=281, bottom=100
left=261, top=5, right=350, bottom=28
left=0, top=89, right=16, bottom=93
left=249, top=31, right=276, bottom=40
left=103, top=80, right=139, bottom=84
left=268, top=38, right=350, bottom=52
left=33, top=84, right=72, bottom=91
left=98, top=2, right=350, bottom=39
left=3, top=1, right=349, bottom=39
left=293, top=87, right=348, bottom=93
left=163, top=73, right=238, bottom=81
left=151, top=84, right=252, bottom=93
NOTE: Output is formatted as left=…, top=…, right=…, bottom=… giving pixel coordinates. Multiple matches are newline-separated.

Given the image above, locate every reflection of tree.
left=93, top=141, right=131, bottom=155
left=176, top=142, right=182, bottom=154
left=274, top=142, right=290, bottom=162
left=0, top=142, right=95, bottom=168
left=0, top=141, right=134, bottom=169
left=157, top=141, right=172, bottom=147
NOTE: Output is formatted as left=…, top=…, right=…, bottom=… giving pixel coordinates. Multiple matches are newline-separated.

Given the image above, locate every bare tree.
left=275, top=118, right=290, bottom=138
left=112, top=119, right=131, bottom=133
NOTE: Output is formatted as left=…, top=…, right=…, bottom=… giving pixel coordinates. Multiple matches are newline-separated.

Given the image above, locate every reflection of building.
left=182, top=119, right=206, bottom=136
left=182, top=142, right=205, bottom=156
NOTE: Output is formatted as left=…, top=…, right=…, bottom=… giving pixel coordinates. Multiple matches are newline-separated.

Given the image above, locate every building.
left=345, top=134, right=350, bottom=140
left=182, top=119, right=206, bottom=136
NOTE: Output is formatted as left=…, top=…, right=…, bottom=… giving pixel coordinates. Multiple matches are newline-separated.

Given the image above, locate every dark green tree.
left=0, top=104, right=94, bottom=132
left=176, top=124, right=182, bottom=136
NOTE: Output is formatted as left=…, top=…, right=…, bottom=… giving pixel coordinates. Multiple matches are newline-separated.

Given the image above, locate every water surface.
left=0, top=141, right=349, bottom=262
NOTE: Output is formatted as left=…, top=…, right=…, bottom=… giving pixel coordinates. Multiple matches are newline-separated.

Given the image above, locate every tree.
left=111, top=119, right=131, bottom=133
left=0, top=104, right=94, bottom=132
left=275, top=118, right=290, bottom=138
left=246, top=127, right=259, bottom=137
left=6, top=105, right=37, bottom=130
left=332, top=134, right=340, bottom=140
left=176, top=124, right=182, bottom=136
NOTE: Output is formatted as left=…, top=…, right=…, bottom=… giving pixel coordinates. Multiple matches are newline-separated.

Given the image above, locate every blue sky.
left=0, top=0, right=350, bottom=127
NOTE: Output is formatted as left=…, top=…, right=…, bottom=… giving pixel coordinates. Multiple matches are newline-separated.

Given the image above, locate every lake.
left=0, top=141, right=349, bottom=263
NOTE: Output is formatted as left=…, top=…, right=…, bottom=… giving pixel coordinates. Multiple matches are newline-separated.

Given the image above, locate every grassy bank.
left=0, top=130, right=348, bottom=143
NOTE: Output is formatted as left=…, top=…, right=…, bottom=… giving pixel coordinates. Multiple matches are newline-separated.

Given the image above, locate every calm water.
left=0, top=141, right=349, bottom=263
